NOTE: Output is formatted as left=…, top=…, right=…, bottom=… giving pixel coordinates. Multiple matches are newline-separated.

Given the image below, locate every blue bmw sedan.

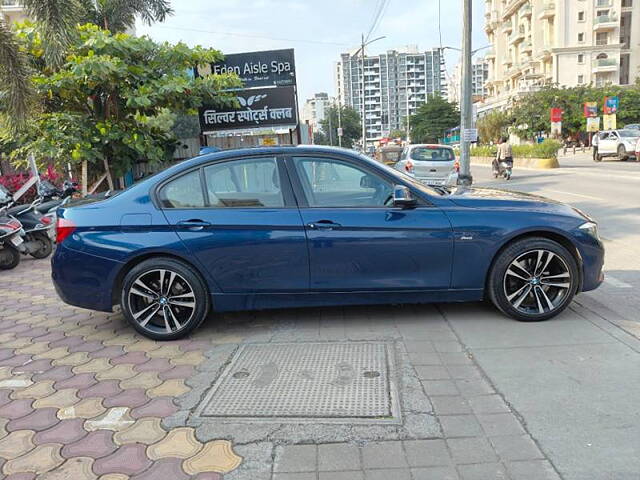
left=52, top=146, right=604, bottom=340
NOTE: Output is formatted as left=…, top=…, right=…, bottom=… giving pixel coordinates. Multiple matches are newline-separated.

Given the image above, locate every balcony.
left=485, top=48, right=496, bottom=59
left=538, top=2, right=555, bottom=20
left=503, top=19, right=513, bottom=34
left=592, top=57, right=618, bottom=72
left=0, top=0, right=23, bottom=10
left=593, top=15, right=618, bottom=31
left=509, top=25, right=526, bottom=45
left=521, top=39, right=533, bottom=53
left=519, top=3, right=532, bottom=18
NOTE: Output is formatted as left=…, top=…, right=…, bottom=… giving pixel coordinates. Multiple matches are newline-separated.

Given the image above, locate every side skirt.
left=211, top=289, right=485, bottom=312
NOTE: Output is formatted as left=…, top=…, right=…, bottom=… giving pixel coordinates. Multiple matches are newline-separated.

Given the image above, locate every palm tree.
left=0, top=0, right=172, bottom=128
left=79, top=0, right=172, bottom=32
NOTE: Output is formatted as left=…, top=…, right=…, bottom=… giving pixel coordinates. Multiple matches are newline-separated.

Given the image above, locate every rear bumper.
left=415, top=172, right=459, bottom=186
left=51, top=243, right=121, bottom=312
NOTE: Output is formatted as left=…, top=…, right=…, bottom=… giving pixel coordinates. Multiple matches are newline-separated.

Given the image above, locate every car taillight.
left=405, top=160, right=414, bottom=174
left=454, top=159, right=460, bottom=172
left=7, top=219, right=21, bottom=230
left=56, top=218, right=76, bottom=244
left=40, top=216, right=52, bottom=225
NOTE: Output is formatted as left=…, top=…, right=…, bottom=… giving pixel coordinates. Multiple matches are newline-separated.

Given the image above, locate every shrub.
left=471, top=139, right=561, bottom=159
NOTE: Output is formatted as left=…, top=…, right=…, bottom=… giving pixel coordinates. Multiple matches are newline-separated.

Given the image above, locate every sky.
left=136, top=0, right=488, bottom=103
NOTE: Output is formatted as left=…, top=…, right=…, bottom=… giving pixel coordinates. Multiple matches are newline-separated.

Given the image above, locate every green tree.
left=78, top=0, right=172, bottom=32
left=388, top=129, right=407, bottom=140
left=5, top=24, right=240, bottom=176
left=319, top=105, right=361, bottom=149
left=476, top=110, right=512, bottom=144
left=409, top=95, right=459, bottom=143
left=313, top=131, right=328, bottom=145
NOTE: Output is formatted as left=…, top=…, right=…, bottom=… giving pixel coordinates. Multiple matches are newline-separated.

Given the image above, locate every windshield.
left=358, top=153, right=445, bottom=196
left=619, top=130, right=640, bottom=138
left=410, top=146, right=455, bottom=162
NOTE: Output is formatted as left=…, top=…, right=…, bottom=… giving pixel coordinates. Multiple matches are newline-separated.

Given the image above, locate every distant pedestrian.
left=493, top=136, right=513, bottom=174
left=592, top=131, right=600, bottom=162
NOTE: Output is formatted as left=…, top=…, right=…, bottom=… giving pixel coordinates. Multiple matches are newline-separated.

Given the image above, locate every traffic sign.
left=462, top=128, right=478, bottom=142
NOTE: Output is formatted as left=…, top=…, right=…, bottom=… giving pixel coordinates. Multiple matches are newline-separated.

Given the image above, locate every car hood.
left=447, top=186, right=584, bottom=217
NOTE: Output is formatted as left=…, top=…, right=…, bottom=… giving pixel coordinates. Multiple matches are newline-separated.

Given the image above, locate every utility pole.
left=458, top=0, right=473, bottom=185
left=337, top=100, right=343, bottom=147
left=361, top=33, right=367, bottom=154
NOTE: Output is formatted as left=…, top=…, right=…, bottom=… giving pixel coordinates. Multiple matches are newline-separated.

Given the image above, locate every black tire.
left=120, top=257, right=210, bottom=340
left=0, top=245, right=20, bottom=270
left=28, top=232, right=53, bottom=259
left=618, top=145, right=627, bottom=161
left=488, top=237, right=579, bottom=322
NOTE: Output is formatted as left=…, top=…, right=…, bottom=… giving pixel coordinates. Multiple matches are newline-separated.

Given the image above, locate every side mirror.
left=393, top=185, right=416, bottom=208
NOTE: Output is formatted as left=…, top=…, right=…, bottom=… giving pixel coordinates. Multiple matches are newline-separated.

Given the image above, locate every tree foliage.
left=388, top=129, right=407, bottom=140
left=319, top=105, right=362, bottom=149
left=409, top=95, right=459, bottom=144
left=476, top=110, right=512, bottom=144
left=78, top=0, right=173, bottom=32
left=4, top=24, right=240, bottom=175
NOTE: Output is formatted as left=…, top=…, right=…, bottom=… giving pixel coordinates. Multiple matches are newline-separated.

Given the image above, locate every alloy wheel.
left=127, top=269, right=196, bottom=335
left=503, top=249, right=572, bottom=316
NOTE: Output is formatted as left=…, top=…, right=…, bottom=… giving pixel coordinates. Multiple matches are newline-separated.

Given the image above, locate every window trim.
left=153, top=155, right=296, bottom=210
left=284, top=153, right=433, bottom=209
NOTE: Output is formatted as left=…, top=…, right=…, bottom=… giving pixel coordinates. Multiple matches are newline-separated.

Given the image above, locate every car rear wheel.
left=120, top=258, right=209, bottom=340
left=488, top=238, right=579, bottom=322
left=618, top=145, right=627, bottom=161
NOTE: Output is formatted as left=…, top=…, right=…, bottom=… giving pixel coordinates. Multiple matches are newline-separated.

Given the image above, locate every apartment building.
left=301, top=92, right=332, bottom=133
left=1, top=0, right=27, bottom=24
left=481, top=0, right=639, bottom=113
left=448, top=58, right=490, bottom=105
left=335, top=45, right=446, bottom=141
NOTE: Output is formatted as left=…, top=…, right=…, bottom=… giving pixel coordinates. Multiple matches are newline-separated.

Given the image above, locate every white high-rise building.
left=301, top=92, right=332, bottom=134
left=1, top=0, right=27, bottom=24
left=481, top=0, right=640, bottom=114
left=335, top=45, right=447, bottom=141
left=448, top=59, right=490, bottom=105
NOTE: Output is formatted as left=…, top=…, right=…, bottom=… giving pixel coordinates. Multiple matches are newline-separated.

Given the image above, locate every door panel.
left=160, top=157, right=309, bottom=293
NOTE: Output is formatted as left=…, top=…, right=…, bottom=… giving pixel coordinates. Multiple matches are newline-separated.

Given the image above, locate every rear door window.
left=158, top=170, right=205, bottom=208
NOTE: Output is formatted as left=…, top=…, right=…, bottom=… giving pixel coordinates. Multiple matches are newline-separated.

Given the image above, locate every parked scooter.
left=0, top=184, right=55, bottom=259
left=0, top=211, right=24, bottom=270
left=492, top=159, right=513, bottom=180
left=33, top=179, right=78, bottom=223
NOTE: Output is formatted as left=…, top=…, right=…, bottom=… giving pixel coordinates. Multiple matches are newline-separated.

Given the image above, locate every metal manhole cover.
left=195, top=342, right=400, bottom=424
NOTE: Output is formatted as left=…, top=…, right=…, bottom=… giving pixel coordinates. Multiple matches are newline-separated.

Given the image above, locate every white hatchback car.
left=595, top=129, right=640, bottom=161
left=395, top=144, right=459, bottom=186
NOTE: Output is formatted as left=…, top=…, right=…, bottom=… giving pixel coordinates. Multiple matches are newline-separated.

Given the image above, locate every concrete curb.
left=471, top=156, right=560, bottom=169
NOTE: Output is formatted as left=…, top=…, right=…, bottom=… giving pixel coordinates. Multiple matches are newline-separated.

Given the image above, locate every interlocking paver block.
left=159, top=365, right=195, bottom=380
left=95, top=365, right=136, bottom=382
left=92, top=443, right=151, bottom=476
left=51, top=352, right=90, bottom=367
left=135, top=358, right=172, bottom=374
left=39, top=457, right=96, bottom=480
left=0, top=355, right=32, bottom=368
left=403, top=439, right=451, bottom=468
left=0, top=430, right=35, bottom=459
left=119, top=372, right=161, bottom=390
left=7, top=408, right=60, bottom=432
left=15, top=342, right=50, bottom=356
left=34, top=419, right=87, bottom=445
left=61, top=430, right=117, bottom=459
left=13, top=359, right=52, bottom=375
left=72, top=358, right=112, bottom=374
left=11, top=381, right=55, bottom=400
left=0, top=399, right=35, bottom=420
left=34, top=347, right=69, bottom=361
left=3, top=472, right=37, bottom=480
left=84, top=407, right=135, bottom=432
left=130, top=397, right=177, bottom=419
left=124, top=341, right=160, bottom=353
left=111, top=352, right=149, bottom=366
left=104, top=388, right=149, bottom=408
left=147, top=427, right=201, bottom=460
left=77, top=380, right=121, bottom=399
left=103, top=334, right=139, bottom=347
left=113, top=418, right=166, bottom=445
left=362, top=442, right=408, bottom=470
left=2, top=443, right=64, bottom=475
left=182, top=440, right=242, bottom=475
left=130, top=457, right=190, bottom=480
left=54, top=373, right=96, bottom=391
left=169, top=351, right=204, bottom=366
left=33, top=366, right=73, bottom=383
left=318, top=443, right=361, bottom=471
left=57, top=398, right=105, bottom=420
left=95, top=475, right=128, bottom=480
left=147, top=379, right=189, bottom=398
left=33, top=389, right=79, bottom=410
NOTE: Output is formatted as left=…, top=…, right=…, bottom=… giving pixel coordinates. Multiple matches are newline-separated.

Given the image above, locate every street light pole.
left=458, top=0, right=474, bottom=185
left=337, top=98, right=343, bottom=147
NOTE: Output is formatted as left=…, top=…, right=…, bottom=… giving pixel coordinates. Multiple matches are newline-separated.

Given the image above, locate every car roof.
left=408, top=144, right=452, bottom=149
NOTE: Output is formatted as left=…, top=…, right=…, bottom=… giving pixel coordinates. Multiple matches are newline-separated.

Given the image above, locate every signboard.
left=583, top=102, right=598, bottom=118
left=603, top=114, right=616, bottom=130
left=337, top=127, right=344, bottom=137
left=586, top=117, right=600, bottom=132
left=551, top=122, right=562, bottom=136
left=199, top=86, right=298, bottom=132
left=198, top=49, right=296, bottom=88
left=550, top=107, right=563, bottom=123
left=462, top=128, right=478, bottom=142
left=603, top=96, right=619, bottom=115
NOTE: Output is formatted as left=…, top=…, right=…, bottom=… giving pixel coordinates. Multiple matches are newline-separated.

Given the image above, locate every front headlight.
left=579, top=221, right=599, bottom=240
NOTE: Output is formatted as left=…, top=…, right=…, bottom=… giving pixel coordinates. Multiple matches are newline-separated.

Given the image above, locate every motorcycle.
left=0, top=211, right=24, bottom=270
left=33, top=179, right=78, bottom=223
left=0, top=184, right=55, bottom=259
left=492, top=158, right=513, bottom=180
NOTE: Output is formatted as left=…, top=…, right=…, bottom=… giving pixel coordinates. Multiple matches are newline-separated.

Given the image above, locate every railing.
left=1, top=0, right=22, bottom=6
left=593, top=58, right=618, bottom=67
left=594, top=14, right=617, bottom=24
left=520, top=4, right=532, bottom=15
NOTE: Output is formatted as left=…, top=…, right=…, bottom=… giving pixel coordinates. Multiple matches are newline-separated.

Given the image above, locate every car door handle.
left=176, top=219, right=211, bottom=231
left=307, top=220, right=342, bottom=230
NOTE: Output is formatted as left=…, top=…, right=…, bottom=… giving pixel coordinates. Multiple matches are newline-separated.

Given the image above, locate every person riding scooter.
left=493, top=136, right=513, bottom=180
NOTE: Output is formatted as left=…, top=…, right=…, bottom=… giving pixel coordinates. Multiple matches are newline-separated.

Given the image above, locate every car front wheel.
left=488, top=238, right=579, bottom=322
left=120, top=257, right=209, bottom=340
left=618, top=145, right=627, bottom=161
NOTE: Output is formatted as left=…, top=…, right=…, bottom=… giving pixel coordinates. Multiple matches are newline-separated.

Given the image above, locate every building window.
left=577, top=54, right=584, bottom=63
left=578, top=11, right=585, bottom=21
left=596, top=32, right=608, bottom=45
left=578, top=75, right=584, bottom=84
left=578, top=33, right=585, bottom=42
left=621, top=0, right=632, bottom=6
